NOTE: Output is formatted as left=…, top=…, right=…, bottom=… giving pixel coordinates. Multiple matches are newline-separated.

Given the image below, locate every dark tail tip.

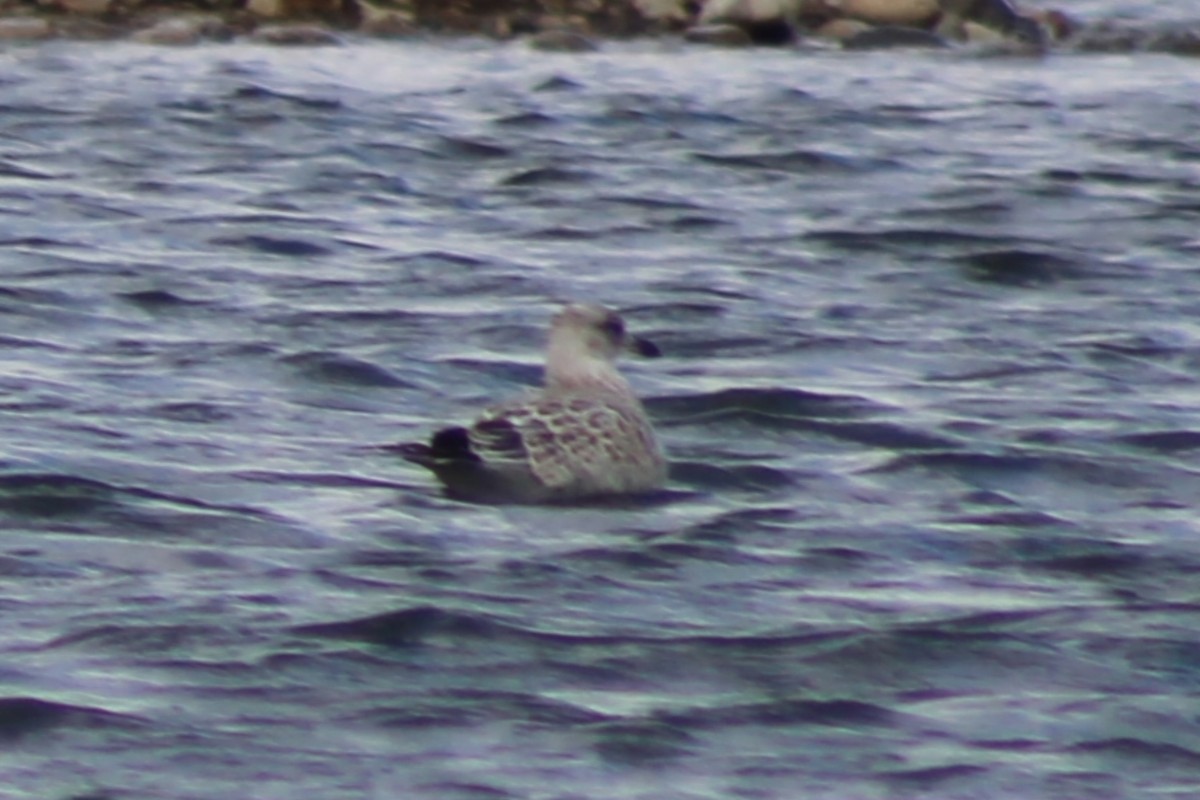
left=429, top=426, right=478, bottom=461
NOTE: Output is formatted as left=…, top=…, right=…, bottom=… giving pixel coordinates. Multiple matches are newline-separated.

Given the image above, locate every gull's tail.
left=396, top=426, right=479, bottom=469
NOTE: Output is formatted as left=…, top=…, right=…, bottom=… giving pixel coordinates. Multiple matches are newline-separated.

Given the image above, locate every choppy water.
left=2, top=21, right=1200, bottom=800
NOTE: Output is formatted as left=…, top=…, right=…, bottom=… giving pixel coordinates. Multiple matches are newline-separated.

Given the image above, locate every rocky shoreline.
left=0, top=0, right=1195, bottom=57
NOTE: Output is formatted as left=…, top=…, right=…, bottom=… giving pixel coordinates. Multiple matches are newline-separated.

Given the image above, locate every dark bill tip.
left=632, top=336, right=661, bottom=358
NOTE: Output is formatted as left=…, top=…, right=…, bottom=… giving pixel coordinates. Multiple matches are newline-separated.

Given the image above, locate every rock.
left=246, top=0, right=350, bottom=21
left=248, top=23, right=342, bottom=45
left=813, top=16, right=872, bottom=41
left=0, top=16, right=54, bottom=40
left=56, top=0, right=115, bottom=15
left=131, top=16, right=234, bottom=45
left=700, top=0, right=806, bottom=25
left=131, top=21, right=199, bottom=45
left=841, top=25, right=948, bottom=49
left=961, top=19, right=1004, bottom=44
left=54, top=17, right=123, bottom=39
left=1145, top=26, right=1200, bottom=57
left=1067, top=20, right=1141, bottom=54
left=960, top=21, right=1046, bottom=56
left=1002, top=15, right=1045, bottom=48
left=595, top=0, right=688, bottom=35
left=527, top=29, right=599, bottom=52
left=246, top=0, right=283, bottom=16
left=403, top=1, right=673, bottom=37
left=699, top=0, right=810, bottom=43
left=684, top=22, right=754, bottom=45
left=634, top=0, right=694, bottom=26
left=825, top=0, right=938, bottom=27
left=357, top=0, right=416, bottom=37
left=411, top=2, right=518, bottom=34
left=1029, top=9, right=1076, bottom=42
left=535, top=14, right=593, bottom=34
left=936, top=0, right=1045, bottom=48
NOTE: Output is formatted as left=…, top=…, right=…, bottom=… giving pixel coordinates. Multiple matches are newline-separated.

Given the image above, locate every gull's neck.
left=544, top=337, right=632, bottom=398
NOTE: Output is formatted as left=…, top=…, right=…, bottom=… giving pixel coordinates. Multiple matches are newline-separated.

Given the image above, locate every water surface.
left=1, top=26, right=1200, bottom=799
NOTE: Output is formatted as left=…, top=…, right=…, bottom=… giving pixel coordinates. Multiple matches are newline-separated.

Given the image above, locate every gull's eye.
left=601, top=315, right=625, bottom=340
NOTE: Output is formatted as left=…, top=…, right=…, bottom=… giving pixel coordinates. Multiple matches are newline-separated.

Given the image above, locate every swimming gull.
left=400, top=303, right=667, bottom=504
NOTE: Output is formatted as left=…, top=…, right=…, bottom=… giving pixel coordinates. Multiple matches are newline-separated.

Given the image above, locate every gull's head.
left=550, top=304, right=660, bottom=364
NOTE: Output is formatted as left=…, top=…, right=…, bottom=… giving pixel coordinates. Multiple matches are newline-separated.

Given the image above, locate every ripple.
left=230, top=83, right=343, bottom=110
left=149, top=401, right=240, bottom=424
left=0, top=473, right=117, bottom=517
left=294, top=606, right=504, bottom=648
left=210, top=234, right=335, bottom=257
left=958, top=248, right=1082, bottom=287
left=0, top=697, right=141, bottom=741
left=878, top=764, right=989, bottom=789
left=660, top=698, right=898, bottom=728
left=590, top=719, right=697, bottom=764
left=1114, top=429, right=1200, bottom=453
left=1068, top=737, right=1200, bottom=767
left=119, top=288, right=201, bottom=308
left=651, top=387, right=884, bottom=423
left=0, top=160, right=59, bottom=180
left=281, top=351, right=413, bottom=388
left=692, top=148, right=888, bottom=173
left=670, top=461, right=796, bottom=492
left=437, top=135, right=512, bottom=159
left=807, top=227, right=1008, bottom=253
left=533, top=74, right=583, bottom=92
left=499, top=166, right=595, bottom=186
left=1004, top=534, right=1171, bottom=578
left=352, top=690, right=605, bottom=728
left=44, top=622, right=233, bottom=655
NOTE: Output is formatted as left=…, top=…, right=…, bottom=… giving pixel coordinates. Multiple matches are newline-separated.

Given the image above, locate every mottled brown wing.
left=466, top=415, right=530, bottom=463
left=478, top=396, right=655, bottom=491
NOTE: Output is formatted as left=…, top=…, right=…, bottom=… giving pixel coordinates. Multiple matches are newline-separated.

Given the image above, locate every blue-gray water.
left=2, top=23, right=1200, bottom=800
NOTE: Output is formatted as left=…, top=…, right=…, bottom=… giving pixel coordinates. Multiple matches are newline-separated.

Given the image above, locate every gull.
left=400, top=304, right=667, bottom=504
